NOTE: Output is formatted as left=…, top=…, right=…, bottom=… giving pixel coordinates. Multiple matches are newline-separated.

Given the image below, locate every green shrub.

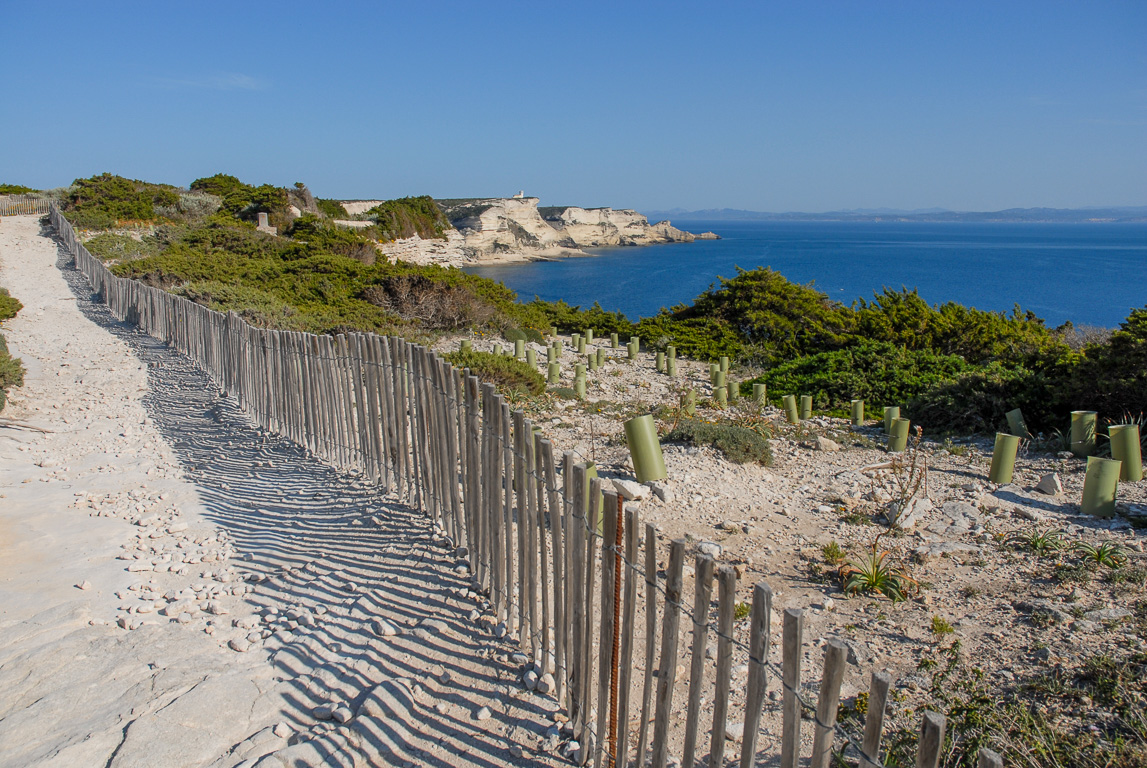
left=663, top=418, right=772, bottom=465
left=671, top=267, right=852, bottom=363
left=84, top=233, right=162, bottom=263
left=634, top=314, right=743, bottom=360
left=748, top=340, right=972, bottom=411
left=853, top=287, right=1066, bottom=367
left=364, top=196, right=451, bottom=241
left=316, top=198, right=349, bottom=219
left=63, top=173, right=181, bottom=228
left=903, top=363, right=1055, bottom=434
left=0, top=333, right=25, bottom=412
left=444, top=350, right=545, bottom=395
left=1066, top=307, right=1147, bottom=420
left=189, top=173, right=290, bottom=226
left=524, top=298, right=636, bottom=337
left=0, top=288, right=22, bottom=321
left=0, top=184, right=37, bottom=195
left=285, top=215, right=379, bottom=263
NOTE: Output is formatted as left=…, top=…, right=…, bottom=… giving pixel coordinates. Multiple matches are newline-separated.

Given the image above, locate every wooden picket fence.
left=50, top=203, right=1004, bottom=768
left=0, top=194, right=54, bottom=216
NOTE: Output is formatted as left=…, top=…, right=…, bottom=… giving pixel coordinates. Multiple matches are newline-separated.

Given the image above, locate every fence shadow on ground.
left=54, top=235, right=554, bottom=767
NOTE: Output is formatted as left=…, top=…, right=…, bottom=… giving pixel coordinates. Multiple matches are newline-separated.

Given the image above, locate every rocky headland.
left=339, top=196, right=705, bottom=266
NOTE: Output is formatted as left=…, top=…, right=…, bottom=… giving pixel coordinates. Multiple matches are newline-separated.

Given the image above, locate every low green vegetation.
left=443, top=350, right=545, bottom=395
left=838, top=535, right=917, bottom=601
left=662, top=417, right=772, bottom=465
left=0, top=184, right=37, bottom=195
left=364, top=196, right=451, bottom=241
left=316, top=198, right=349, bottom=219
left=0, top=287, right=22, bottom=321
left=867, top=637, right=1147, bottom=768
left=0, top=288, right=25, bottom=412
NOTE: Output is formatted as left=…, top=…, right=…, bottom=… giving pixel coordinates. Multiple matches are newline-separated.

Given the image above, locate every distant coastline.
left=642, top=205, right=1147, bottom=224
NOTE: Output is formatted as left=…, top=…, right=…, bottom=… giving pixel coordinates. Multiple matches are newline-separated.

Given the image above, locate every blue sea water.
left=463, top=221, right=1147, bottom=329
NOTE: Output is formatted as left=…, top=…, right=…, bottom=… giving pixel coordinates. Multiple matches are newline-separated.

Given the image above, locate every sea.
left=462, top=221, right=1147, bottom=329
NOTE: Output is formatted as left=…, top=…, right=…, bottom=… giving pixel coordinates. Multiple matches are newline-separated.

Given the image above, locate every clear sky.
left=2, top=1, right=1144, bottom=212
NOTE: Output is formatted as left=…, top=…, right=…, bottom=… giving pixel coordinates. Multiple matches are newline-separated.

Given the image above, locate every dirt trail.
left=0, top=215, right=560, bottom=767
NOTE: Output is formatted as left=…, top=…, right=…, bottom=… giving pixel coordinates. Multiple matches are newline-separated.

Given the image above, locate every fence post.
left=780, top=608, right=805, bottom=768
left=916, top=712, right=946, bottom=768
left=650, top=539, right=686, bottom=768
left=739, top=581, right=774, bottom=768
left=615, top=506, right=640, bottom=768
left=810, top=640, right=848, bottom=768
left=595, top=491, right=621, bottom=768
left=709, top=566, right=737, bottom=768
left=570, top=464, right=589, bottom=753
left=681, top=554, right=717, bottom=768
left=634, top=522, right=659, bottom=768
left=860, top=672, right=892, bottom=768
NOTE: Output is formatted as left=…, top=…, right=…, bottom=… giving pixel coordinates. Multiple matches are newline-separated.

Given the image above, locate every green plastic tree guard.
left=714, top=370, right=726, bottom=390
left=851, top=399, right=864, bottom=427
left=1071, top=411, right=1097, bottom=457
left=753, top=383, right=767, bottom=405
left=548, top=362, right=560, bottom=385
left=574, top=376, right=586, bottom=400
left=666, top=358, right=677, bottom=377
left=719, top=356, right=729, bottom=372
left=715, top=387, right=727, bottom=407
left=575, top=363, right=586, bottom=379
left=627, top=342, right=637, bottom=361
left=655, top=352, right=665, bottom=372
left=685, top=389, right=697, bottom=417
left=526, top=348, right=536, bottom=367
left=624, top=414, right=668, bottom=484
left=585, top=329, right=593, bottom=343
left=727, top=381, right=737, bottom=402
left=1109, top=424, right=1143, bottom=482
left=988, top=432, right=1021, bottom=484
left=1005, top=408, right=1029, bottom=438
left=547, top=345, right=556, bottom=363
left=667, top=345, right=676, bottom=361
left=514, top=339, right=525, bottom=359
left=460, top=339, right=472, bottom=353
left=631, top=336, right=640, bottom=351
left=596, top=348, right=605, bottom=366
left=1081, top=456, right=1122, bottom=517
left=709, top=364, right=720, bottom=385
left=884, top=406, right=900, bottom=434
left=888, top=418, right=911, bottom=453
left=611, top=332, right=619, bottom=349
left=783, top=395, right=799, bottom=424
left=577, top=337, right=587, bottom=354
left=550, top=326, right=558, bottom=338
left=572, top=333, right=580, bottom=347
left=799, top=395, right=812, bottom=420
left=588, top=354, right=598, bottom=371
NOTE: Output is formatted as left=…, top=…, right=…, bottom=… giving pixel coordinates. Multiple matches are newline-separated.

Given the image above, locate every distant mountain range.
left=643, top=205, right=1147, bottom=223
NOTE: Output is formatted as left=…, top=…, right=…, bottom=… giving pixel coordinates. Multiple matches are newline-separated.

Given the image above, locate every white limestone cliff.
left=334, top=196, right=703, bottom=265
left=439, top=197, right=697, bottom=260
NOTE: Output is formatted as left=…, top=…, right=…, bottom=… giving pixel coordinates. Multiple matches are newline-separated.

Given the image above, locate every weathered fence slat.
left=650, top=538, right=686, bottom=768
left=781, top=607, right=805, bottom=768
left=681, top=553, right=716, bottom=768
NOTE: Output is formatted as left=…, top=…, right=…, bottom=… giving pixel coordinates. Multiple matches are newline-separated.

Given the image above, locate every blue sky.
left=2, top=1, right=1144, bottom=212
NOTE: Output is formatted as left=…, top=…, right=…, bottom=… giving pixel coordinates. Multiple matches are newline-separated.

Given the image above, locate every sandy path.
left=0, top=216, right=560, bottom=767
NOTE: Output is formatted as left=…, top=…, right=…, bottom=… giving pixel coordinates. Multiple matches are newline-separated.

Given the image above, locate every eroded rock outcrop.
left=438, top=196, right=697, bottom=260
